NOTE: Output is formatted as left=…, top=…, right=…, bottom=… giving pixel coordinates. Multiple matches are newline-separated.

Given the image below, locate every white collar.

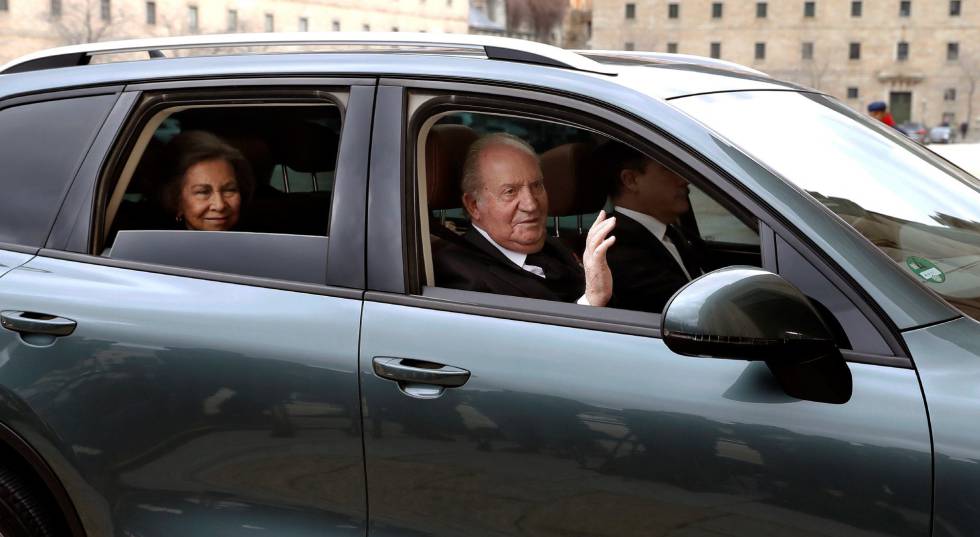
left=614, top=206, right=669, bottom=241
left=473, top=224, right=527, bottom=269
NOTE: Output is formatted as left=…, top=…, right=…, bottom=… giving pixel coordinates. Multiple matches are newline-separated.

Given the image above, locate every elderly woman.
left=158, top=130, right=254, bottom=231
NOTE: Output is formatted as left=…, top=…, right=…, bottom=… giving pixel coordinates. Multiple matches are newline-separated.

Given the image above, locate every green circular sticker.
left=906, top=256, right=946, bottom=283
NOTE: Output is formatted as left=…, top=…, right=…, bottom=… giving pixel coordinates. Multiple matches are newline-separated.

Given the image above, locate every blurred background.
left=1, top=0, right=978, bottom=143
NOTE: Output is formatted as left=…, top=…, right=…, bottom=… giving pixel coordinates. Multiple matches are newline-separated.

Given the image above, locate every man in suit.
left=598, top=142, right=704, bottom=314
left=434, top=133, right=617, bottom=306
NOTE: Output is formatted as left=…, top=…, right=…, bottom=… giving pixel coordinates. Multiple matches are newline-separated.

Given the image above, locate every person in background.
left=867, top=101, right=897, bottom=128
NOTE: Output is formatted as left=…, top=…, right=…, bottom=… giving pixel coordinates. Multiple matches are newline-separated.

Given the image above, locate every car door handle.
left=372, top=357, right=470, bottom=388
left=0, top=311, right=77, bottom=337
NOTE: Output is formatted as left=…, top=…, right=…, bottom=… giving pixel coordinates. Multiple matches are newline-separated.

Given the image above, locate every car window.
left=102, top=99, right=342, bottom=284
left=674, top=91, right=980, bottom=322
left=418, top=108, right=761, bottom=317
left=0, top=93, right=117, bottom=247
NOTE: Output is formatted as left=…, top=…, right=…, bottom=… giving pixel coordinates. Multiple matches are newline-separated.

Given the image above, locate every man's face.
left=627, top=160, right=690, bottom=223
left=463, top=143, right=549, bottom=253
left=869, top=110, right=885, bottom=120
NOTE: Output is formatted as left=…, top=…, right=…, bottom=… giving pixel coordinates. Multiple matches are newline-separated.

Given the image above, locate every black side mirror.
left=662, top=267, right=851, bottom=403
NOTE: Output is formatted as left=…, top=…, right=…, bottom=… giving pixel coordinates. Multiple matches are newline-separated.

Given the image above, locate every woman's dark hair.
left=156, top=130, right=255, bottom=216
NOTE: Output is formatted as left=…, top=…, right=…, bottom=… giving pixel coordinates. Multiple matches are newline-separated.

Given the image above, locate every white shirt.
left=614, top=206, right=693, bottom=280
left=472, top=224, right=591, bottom=305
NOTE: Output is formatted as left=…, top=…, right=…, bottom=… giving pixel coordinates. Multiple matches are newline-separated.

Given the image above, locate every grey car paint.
left=0, top=256, right=365, bottom=536
left=359, top=300, right=931, bottom=536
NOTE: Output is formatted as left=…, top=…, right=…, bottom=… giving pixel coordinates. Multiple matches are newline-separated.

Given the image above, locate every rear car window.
left=0, top=94, right=116, bottom=246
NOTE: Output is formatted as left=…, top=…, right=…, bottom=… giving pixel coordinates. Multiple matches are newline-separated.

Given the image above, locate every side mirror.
left=662, top=267, right=851, bottom=403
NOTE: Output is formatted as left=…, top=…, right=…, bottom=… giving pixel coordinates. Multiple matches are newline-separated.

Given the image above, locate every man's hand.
left=583, top=210, right=616, bottom=307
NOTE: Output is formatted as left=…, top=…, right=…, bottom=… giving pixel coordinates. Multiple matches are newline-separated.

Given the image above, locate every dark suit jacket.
left=434, top=228, right=585, bottom=303
left=606, top=211, right=701, bottom=314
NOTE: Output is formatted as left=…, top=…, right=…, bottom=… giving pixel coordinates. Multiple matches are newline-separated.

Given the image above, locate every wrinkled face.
left=628, top=160, right=690, bottom=223
left=463, top=143, right=549, bottom=253
left=869, top=110, right=886, bottom=120
left=178, top=158, right=241, bottom=231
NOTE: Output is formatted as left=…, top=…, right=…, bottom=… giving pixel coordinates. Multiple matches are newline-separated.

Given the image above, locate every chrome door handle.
left=372, top=357, right=470, bottom=388
left=0, top=311, right=77, bottom=337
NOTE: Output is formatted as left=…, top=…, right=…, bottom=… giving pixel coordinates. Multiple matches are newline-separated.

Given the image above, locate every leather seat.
left=540, top=141, right=607, bottom=254
left=424, top=124, right=479, bottom=250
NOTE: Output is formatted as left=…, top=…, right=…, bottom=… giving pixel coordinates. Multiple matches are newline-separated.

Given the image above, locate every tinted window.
left=0, top=94, right=115, bottom=246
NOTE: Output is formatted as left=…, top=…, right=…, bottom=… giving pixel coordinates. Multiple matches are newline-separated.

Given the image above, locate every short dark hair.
left=594, top=141, right=649, bottom=199
left=157, top=130, right=255, bottom=216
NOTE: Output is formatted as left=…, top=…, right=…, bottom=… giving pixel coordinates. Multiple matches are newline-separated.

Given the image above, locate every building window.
left=667, top=42, right=678, bottom=53
left=332, top=19, right=341, bottom=31
left=847, top=87, right=859, bottom=99
left=362, top=23, right=370, bottom=31
left=945, top=88, right=958, bottom=101
left=851, top=0, right=862, bottom=16
left=711, top=2, right=723, bottom=18
left=710, top=42, right=721, bottom=58
left=948, top=42, right=960, bottom=61
left=51, top=0, right=62, bottom=17
left=899, top=0, right=911, bottom=16
left=392, top=26, right=399, bottom=31
left=145, top=1, right=156, bottom=24
left=624, top=42, right=635, bottom=51
left=668, top=2, right=679, bottom=18
left=265, top=13, right=274, bottom=32
left=227, top=9, right=238, bottom=31
left=100, top=0, right=110, bottom=21
left=625, top=2, right=635, bottom=19
left=802, top=41, right=814, bottom=60
left=298, top=16, right=309, bottom=31
left=188, top=5, right=198, bottom=32
left=0, top=0, right=7, bottom=11
left=804, top=1, right=816, bottom=17
left=849, top=42, right=861, bottom=60
left=755, top=42, right=766, bottom=60
left=950, top=0, right=962, bottom=16
left=897, top=41, right=909, bottom=61
left=756, top=2, right=767, bottom=17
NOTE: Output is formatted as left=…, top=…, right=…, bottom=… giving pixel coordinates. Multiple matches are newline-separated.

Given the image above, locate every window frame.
left=364, top=78, right=906, bottom=364
left=44, top=77, right=375, bottom=293
left=851, top=0, right=862, bottom=17
left=803, top=1, right=816, bottom=18
left=711, top=2, right=723, bottom=18
left=756, top=2, right=767, bottom=18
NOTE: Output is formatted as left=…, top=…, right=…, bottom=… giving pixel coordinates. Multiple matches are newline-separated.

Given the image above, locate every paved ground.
left=929, top=143, right=980, bottom=177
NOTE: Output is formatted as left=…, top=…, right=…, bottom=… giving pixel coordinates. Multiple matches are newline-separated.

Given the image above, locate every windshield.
left=673, top=91, right=980, bottom=321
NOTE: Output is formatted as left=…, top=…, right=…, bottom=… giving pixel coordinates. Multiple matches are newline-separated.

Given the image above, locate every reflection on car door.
left=359, top=298, right=931, bottom=537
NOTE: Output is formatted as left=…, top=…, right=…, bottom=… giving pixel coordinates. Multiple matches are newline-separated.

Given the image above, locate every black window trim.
left=45, top=76, right=376, bottom=291
left=369, top=77, right=910, bottom=365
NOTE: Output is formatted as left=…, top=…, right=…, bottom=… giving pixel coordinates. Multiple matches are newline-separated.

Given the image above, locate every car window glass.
left=104, top=102, right=342, bottom=284
left=674, top=91, right=980, bottom=322
left=421, top=109, right=760, bottom=317
left=0, top=94, right=116, bottom=247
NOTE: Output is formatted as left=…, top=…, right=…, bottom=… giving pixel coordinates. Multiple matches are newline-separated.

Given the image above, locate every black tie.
left=665, top=225, right=702, bottom=278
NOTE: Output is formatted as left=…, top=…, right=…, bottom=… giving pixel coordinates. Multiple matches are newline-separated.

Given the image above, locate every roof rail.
left=1, top=32, right=619, bottom=76
left=580, top=50, right=769, bottom=77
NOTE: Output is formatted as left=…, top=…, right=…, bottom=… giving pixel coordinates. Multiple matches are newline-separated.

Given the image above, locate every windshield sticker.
left=906, top=256, right=946, bottom=283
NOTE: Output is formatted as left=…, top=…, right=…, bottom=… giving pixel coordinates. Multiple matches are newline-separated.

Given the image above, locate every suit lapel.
left=613, top=211, right=691, bottom=279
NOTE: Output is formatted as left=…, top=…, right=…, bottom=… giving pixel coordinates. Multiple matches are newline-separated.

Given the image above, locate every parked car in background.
left=897, top=121, right=928, bottom=143
left=928, top=124, right=955, bottom=144
left=0, top=33, right=980, bottom=537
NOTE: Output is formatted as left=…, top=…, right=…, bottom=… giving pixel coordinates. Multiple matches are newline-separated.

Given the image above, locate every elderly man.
left=434, top=133, right=616, bottom=306
left=598, top=142, right=704, bottom=314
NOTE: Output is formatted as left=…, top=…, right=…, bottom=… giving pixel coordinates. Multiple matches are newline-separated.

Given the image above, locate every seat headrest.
left=541, top=142, right=605, bottom=216
left=425, top=124, right=479, bottom=210
left=276, top=122, right=339, bottom=173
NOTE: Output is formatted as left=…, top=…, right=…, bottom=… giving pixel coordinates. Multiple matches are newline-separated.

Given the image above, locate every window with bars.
left=950, top=0, right=961, bottom=16
left=948, top=42, right=960, bottom=60
left=625, top=3, right=635, bottom=19
left=804, top=1, right=816, bottom=17
left=851, top=0, right=862, bottom=16
left=667, top=42, right=678, bottom=53
left=802, top=42, right=814, bottom=60
left=847, top=87, right=859, bottom=99
left=668, top=2, right=679, bottom=18
left=944, top=88, right=957, bottom=101
left=897, top=41, right=909, bottom=61
left=756, top=2, right=767, bottom=17
left=899, top=0, right=911, bottom=16
left=849, top=42, right=861, bottom=60
left=710, top=42, right=721, bottom=58
left=711, top=2, right=723, bottom=18
left=755, top=42, right=766, bottom=60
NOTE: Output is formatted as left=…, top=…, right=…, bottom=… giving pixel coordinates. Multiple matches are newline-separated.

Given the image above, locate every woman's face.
left=178, top=158, right=241, bottom=231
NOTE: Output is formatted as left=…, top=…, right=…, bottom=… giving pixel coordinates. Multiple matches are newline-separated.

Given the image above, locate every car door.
left=0, top=80, right=374, bottom=537
left=358, top=82, right=932, bottom=537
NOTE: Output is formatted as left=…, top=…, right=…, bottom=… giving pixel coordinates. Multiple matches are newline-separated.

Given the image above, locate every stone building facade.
left=591, top=0, right=980, bottom=128
left=0, top=0, right=469, bottom=65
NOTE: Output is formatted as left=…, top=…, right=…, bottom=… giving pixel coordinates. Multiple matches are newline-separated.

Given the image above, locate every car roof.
left=0, top=33, right=808, bottom=102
